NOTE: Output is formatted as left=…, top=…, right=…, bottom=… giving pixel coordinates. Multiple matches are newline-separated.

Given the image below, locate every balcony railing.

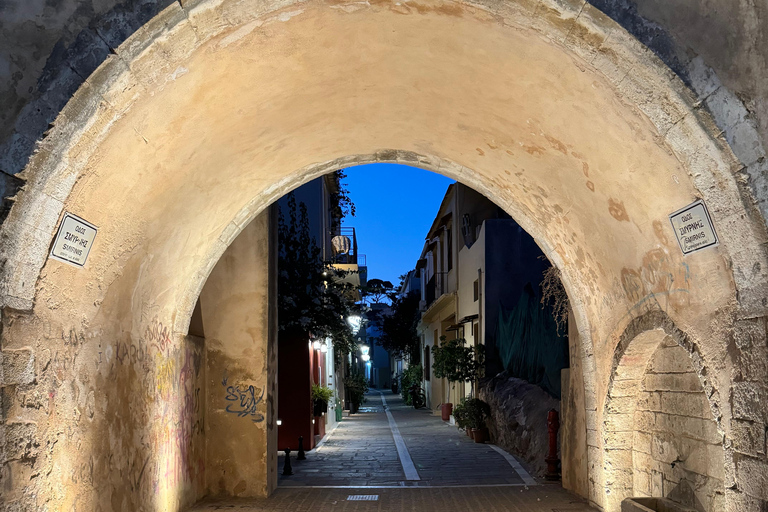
left=331, top=227, right=361, bottom=264
left=424, top=272, right=449, bottom=309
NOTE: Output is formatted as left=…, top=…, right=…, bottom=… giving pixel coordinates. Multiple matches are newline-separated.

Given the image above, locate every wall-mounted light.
left=277, top=419, right=282, bottom=426
left=360, top=344, right=370, bottom=356
left=361, top=354, right=370, bottom=362
left=312, top=339, right=322, bottom=350
left=312, top=419, right=315, bottom=424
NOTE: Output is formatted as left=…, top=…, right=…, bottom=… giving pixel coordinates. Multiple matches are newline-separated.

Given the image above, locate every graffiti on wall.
left=621, top=248, right=691, bottom=313
left=222, top=375, right=265, bottom=423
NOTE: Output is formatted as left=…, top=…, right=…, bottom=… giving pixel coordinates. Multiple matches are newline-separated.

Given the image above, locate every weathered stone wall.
left=199, top=209, right=277, bottom=498
left=562, top=310, right=589, bottom=498
left=632, top=341, right=724, bottom=511
left=0, top=310, right=207, bottom=510
left=479, top=374, right=561, bottom=477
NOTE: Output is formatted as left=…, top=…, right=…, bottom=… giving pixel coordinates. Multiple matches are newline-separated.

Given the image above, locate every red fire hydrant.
left=545, top=409, right=560, bottom=481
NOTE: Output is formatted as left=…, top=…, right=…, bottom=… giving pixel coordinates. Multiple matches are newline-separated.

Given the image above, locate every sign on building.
left=49, top=212, right=98, bottom=267
left=668, top=199, right=718, bottom=255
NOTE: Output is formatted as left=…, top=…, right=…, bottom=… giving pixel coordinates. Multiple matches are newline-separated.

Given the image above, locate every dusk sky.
left=342, top=163, right=454, bottom=286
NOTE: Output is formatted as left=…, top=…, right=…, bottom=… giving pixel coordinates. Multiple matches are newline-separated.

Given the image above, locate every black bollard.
left=282, top=449, right=293, bottom=476
left=297, top=436, right=306, bottom=460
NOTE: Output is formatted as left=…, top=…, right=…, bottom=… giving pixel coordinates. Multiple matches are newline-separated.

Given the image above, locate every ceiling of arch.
left=36, top=0, right=736, bottom=370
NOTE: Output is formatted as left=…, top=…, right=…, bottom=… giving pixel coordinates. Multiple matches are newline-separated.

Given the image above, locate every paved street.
left=191, top=391, right=596, bottom=511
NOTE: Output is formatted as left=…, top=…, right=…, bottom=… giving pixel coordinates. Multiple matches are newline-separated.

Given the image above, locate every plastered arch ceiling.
left=24, top=0, right=749, bottom=374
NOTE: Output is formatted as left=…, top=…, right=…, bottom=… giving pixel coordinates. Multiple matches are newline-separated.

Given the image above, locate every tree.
left=361, top=278, right=394, bottom=305
left=278, top=193, right=358, bottom=365
left=377, top=290, right=421, bottom=361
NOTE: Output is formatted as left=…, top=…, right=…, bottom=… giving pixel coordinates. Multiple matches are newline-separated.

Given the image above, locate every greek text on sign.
left=50, top=213, right=98, bottom=267
left=668, top=199, right=718, bottom=255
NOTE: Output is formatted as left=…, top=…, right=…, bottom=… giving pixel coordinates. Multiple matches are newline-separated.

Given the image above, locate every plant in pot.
left=452, top=398, right=471, bottom=437
left=344, top=371, right=368, bottom=414
left=312, top=384, right=334, bottom=417
left=465, top=397, right=491, bottom=443
left=432, top=337, right=485, bottom=421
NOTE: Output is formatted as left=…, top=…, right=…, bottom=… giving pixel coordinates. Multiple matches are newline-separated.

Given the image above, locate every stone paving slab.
left=278, top=391, right=529, bottom=487
left=190, top=485, right=597, bottom=511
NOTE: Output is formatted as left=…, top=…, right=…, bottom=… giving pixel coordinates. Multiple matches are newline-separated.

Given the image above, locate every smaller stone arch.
left=603, top=311, right=725, bottom=512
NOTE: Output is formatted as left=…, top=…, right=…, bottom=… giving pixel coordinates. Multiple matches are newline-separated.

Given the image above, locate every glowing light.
left=312, top=419, right=316, bottom=424
left=312, top=340, right=322, bottom=350
left=347, top=315, right=362, bottom=335
left=361, top=354, right=370, bottom=362
left=366, top=361, right=372, bottom=367
left=320, top=343, right=328, bottom=353
left=277, top=419, right=282, bottom=426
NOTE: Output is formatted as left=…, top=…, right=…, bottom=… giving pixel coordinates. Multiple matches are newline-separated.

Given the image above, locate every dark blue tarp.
left=496, top=287, right=568, bottom=398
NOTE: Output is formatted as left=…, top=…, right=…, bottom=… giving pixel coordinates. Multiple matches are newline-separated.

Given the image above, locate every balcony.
left=424, top=271, right=449, bottom=309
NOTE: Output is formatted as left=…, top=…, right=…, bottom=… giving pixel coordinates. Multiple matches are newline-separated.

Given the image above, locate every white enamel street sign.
left=669, top=199, right=718, bottom=255
left=49, top=213, right=98, bottom=268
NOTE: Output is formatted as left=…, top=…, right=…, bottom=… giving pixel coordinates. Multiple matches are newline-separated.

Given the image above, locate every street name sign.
left=668, top=199, right=718, bottom=255
left=49, top=212, right=98, bottom=268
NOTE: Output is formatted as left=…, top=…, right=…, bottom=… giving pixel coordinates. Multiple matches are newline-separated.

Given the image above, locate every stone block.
left=1, top=422, right=39, bottom=461
left=607, top=395, right=637, bottom=415
left=736, top=454, right=768, bottom=500
left=650, top=347, right=694, bottom=374
left=633, top=431, right=652, bottom=454
left=731, top=418, right=766, bottom=456
left=732, top=382, right=767, bottom=422
left=660, top=392, right=710, bottom=419
left=0, top=349, right=35, bottom=386
left=644, top=372, right=702, bottom=393
left=633, top=467, right=652, bottom=495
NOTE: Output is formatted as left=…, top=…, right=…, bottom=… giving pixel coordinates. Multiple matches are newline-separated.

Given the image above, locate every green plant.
left=344, top=371, right=369, bottom=408
left=431, top=337, right=485, bottom=390
left=312, top=384, right=334, bottom=403
left=453, top=398, right=469, bottom=429
left=399, top=364, right=423, bottom=406
left=464, top=398, right=491, bottom=429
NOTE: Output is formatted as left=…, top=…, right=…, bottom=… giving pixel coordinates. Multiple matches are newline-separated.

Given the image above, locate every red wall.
left=277, top=330, right=314, bottom=451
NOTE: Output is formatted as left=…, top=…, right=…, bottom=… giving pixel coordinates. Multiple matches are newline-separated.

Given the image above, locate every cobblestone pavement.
left=190, top=391, right=597, bottom=511
left=278, top=391, right=529, bottom=487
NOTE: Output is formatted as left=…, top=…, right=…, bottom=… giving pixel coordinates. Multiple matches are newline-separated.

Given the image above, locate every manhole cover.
left=347, top=495, right=379, bottom=501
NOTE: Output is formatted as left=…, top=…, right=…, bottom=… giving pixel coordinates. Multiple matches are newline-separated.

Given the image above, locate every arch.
left=0, top=1, right=765, bottom=511
left=603, top=311, right=726, bottom=511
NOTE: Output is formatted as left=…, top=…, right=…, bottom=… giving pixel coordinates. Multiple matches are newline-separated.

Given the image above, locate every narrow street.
left=191, top=391, right=596, bottom=511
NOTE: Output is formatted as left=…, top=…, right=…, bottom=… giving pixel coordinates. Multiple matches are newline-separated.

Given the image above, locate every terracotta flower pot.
left=472, top=427, right=488, bottom=443
left=441, top=403, right=453, bottom=421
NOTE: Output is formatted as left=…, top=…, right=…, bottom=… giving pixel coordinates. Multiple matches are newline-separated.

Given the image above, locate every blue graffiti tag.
left=222, top=376, right=265, bottom=423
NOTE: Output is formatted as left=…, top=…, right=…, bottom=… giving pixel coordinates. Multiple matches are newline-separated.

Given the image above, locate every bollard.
left=297, top=436, right=306, bottom=460
left=545, top=409, right=560, bottom=481
left=283, top=449, right=293, bottom=476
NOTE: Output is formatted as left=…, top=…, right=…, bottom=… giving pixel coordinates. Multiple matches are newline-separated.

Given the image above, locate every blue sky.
left=341, top=163, right=454, bottom=286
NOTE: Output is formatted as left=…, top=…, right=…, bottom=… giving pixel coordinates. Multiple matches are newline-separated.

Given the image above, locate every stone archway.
left=603, top=312, right=725, bottom=511
left=0, top=1, right=765, bottom=511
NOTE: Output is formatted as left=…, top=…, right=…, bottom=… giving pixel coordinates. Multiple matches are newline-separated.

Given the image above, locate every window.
left=424, top=346, right=431, bottom=380
left=473, top=322, right=479, bottom=342
left=446, top=227, right=453, bottom=271
left=473, top=279, right=479, bottom=302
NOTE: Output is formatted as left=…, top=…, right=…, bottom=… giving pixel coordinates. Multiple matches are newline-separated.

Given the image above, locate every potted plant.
left=452, top=398, right=471, bottom=437
left=312, top=384, right=334, bottom=417
left=432, top=337, right=485, bottom=421
left=344, top=371, right=368, bottom=414
left=465, top=398, right=491, bottom=443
